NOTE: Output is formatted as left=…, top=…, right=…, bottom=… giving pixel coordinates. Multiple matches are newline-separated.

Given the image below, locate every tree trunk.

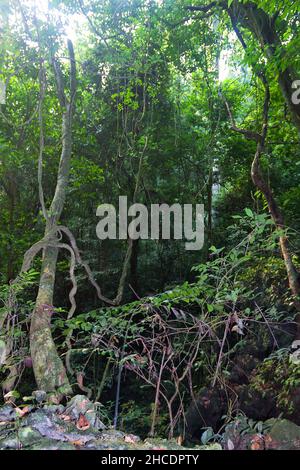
left=130, top=238, right=139, bottom=295
left=114, top=148, right=145, bottom=304
left=6, top=172, right=16, bottom=282
left=29, top=40, right=76, bottom=398
left=30, top=242, right=72, bottom=397
left=232, top=2, right=300, bottom=330
left=207, top=167, right=213, bottom=250
left=188, top=2, right=300, bottom=133
left=228, top=1, right=300, bottom=134
left=251, top=147, right=300, bottom=335
left=223, top=75, right=300, bottom=335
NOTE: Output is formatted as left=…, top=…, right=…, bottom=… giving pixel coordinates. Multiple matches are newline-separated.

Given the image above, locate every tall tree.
left=187, top=0, right=300, bottom=331
left=28, top=39, right=76, bottom=398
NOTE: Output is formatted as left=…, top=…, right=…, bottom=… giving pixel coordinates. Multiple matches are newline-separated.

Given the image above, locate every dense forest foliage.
left=1, top=0, right=300, bottom=451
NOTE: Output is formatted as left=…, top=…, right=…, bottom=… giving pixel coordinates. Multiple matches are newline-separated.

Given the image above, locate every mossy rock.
left=143, top=438, right=184, bottom=450
left=0, top=434, right=20, bottom=450
left=30, top=439, right=76, bottom=450
left=143, top=438, right=222, bottom=450
left=194, top=443, right=222, bottom=450
left=265, top=419, right=300, bottom=450
left=18, top=427, right=42, bottom=447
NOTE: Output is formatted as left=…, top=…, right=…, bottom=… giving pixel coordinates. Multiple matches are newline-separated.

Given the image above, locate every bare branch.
left=58, top=226, right=115, bottom=306
left=37, top=64, right=48, bottom=220
left=67, top=39, right=77, bottom=108
left=52, top=56, right=67, bottom=108
left=228, top=11, right=247, bottom=50
left=219, top=89, right=262, bottom=142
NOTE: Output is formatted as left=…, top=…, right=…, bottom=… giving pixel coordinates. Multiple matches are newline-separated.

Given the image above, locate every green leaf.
left=244, top=208, right=254, bottom=218
left=4, top=390, right=20, bottom=400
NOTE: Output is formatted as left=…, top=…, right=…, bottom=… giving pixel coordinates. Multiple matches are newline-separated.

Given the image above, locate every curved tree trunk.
left=230, top=1, right=300, bottom=134
left=233, top=3, right=300, bottom=330
left=251, top=143, right=300, bottom=335
left=222, top=76, right=300, bottom=336
left=188, top=5, right=300, bottom=319
left=231, top=2, right=300, bottom=334
left=29, top=40, right=76, bottom=399
left=30, top=243, right=72, bottom=396
left=188, top=2, right=300, bottom=133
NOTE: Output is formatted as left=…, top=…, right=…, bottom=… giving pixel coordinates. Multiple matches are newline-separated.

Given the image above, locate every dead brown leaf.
left=124, top=434, right=139, bottom=444
left=70, top=439, right=85, bottom=447
left=15, top=406, right=30, bottom=417
left=250, top=435, right=264, bottom=451
left=60, top=414, right=71, bottom=421
left=76, top=413, right=90, bottom=431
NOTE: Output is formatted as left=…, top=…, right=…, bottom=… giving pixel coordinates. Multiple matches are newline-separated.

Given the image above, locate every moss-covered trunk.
left=30, top=242, right=71, bottom=397
left=29, top=40, right=76, bottom=398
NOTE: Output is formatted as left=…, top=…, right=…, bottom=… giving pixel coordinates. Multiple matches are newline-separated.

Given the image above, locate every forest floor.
left=1, top=394, right=300, bottom=450
left=0, top=395, right=221, bottom=450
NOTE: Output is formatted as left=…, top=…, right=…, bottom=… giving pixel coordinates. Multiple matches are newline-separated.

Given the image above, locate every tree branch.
left=37, top=64, right=48, bottom=220
left=228, top=10, right=247, bottom=50
left=67, top=39, right=76, bottom=107
left=52, top=56, right=67, bottom=108
left=219, top=89, right=262, bottom=142
left=186, top=2, right=218, bottom=13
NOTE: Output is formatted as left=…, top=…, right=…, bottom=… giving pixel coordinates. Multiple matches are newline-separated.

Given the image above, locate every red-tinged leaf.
left=76, top=413, right=90, bottom=430
left=250, top=435, right=264, bottom=451
left=124, top=434, right=139, bottom=444
left=15, top=406, right=30, bottom=417
left=70, top=439, right=85, bottom=447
